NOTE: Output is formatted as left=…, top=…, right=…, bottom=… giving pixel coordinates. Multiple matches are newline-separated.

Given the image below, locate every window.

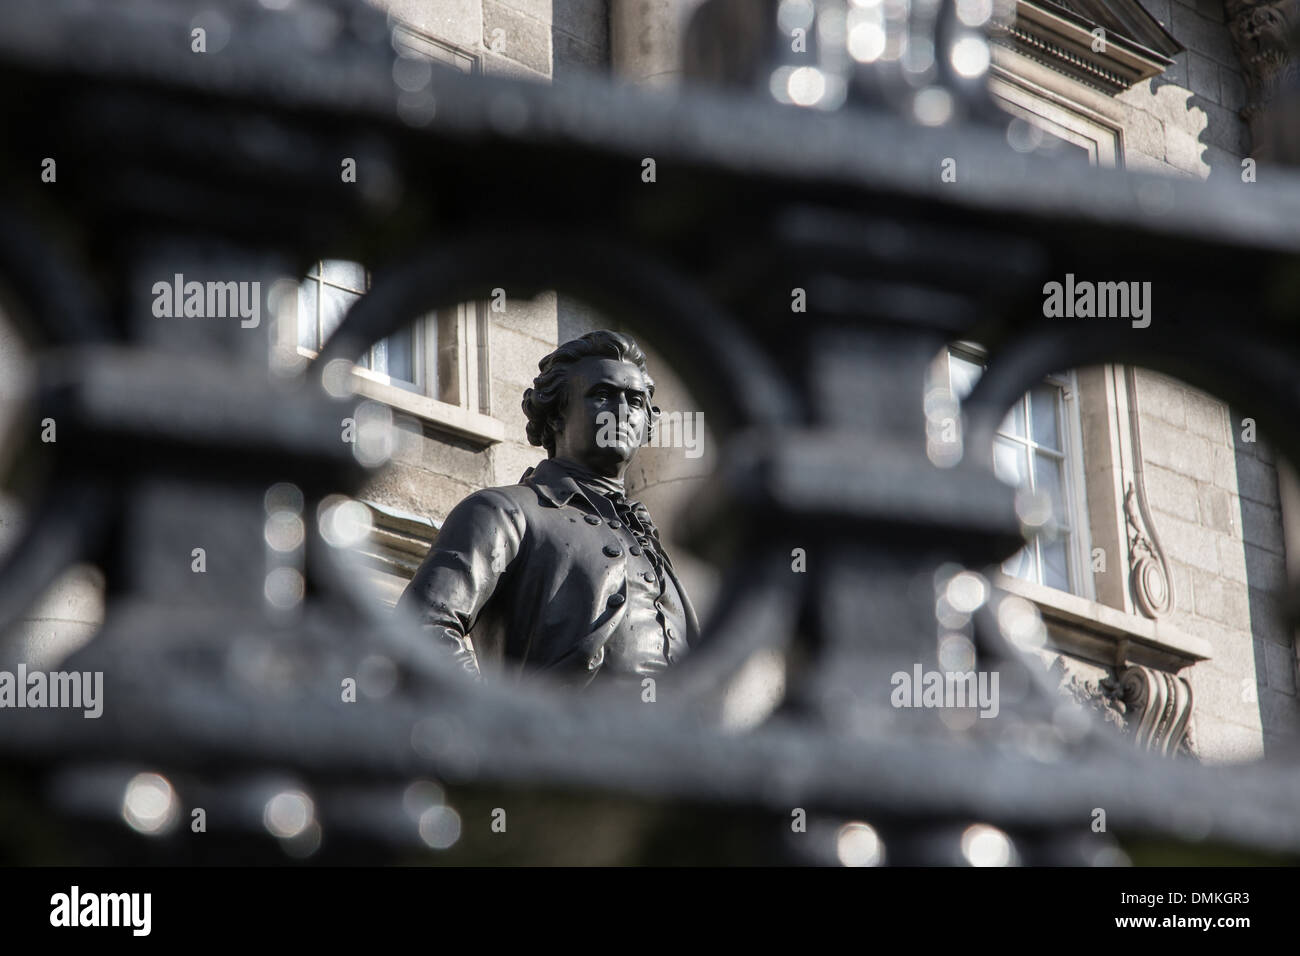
left=945, top=347, right=1093, bottom=598
left=965, top=57, right=1114, bottom=598
left=298, top=261, right=418, bottom=388
left=285, top=260, right=500, bottom=444
left=282, top=32, right=501, bottom=442
left=297, top=261, right=478, bottom=407
left=987, top=57, right=1124, bottom=168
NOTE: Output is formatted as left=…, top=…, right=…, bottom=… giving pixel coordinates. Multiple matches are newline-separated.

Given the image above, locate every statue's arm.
left=396, top=490, right=525, bottom=678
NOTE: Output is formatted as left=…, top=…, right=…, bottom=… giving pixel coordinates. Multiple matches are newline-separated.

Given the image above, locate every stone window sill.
left=350, top=371, right=505, bottom=448
left=993, top=573, right=1212, bottom=672
left=276, top=344, right=505, bottom=447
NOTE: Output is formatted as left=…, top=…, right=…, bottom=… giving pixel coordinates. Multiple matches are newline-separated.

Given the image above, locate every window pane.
left=1033, top=453, right=1068, bottom=530
left=948, top=353, right=983, bottom=400
left=1030, top=383, right=1061, bottom=451
left=993, top=437, right=1028, bottom=487
left=1002, top=546, right=1034, bottom=583
left=385, top=330, right=416, bottom=385
left=319, top=285, right=357, bottom=343
left=297, top=281, right=318, bottom=350
left=321, top=259, right=366, bottom=292
left=1037, top=130, right=1092, bottom=166
left=1040, top=535, right=1070, bottom=591
left=998, top=397, right=1026, bottom=439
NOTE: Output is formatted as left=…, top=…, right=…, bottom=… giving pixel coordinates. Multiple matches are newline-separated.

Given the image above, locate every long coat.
left=395, top=458, right=700, bottom=683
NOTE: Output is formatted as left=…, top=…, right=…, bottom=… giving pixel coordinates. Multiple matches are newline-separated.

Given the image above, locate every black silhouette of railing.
left=1, top=0, right=1300, bottom=864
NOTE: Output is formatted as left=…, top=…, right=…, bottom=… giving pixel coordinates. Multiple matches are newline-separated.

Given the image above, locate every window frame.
left=987, top=51, right=1126, bottom=169
left=278, top=28, right=502, bottom=444
left=946, top=343, right=1096, bottom=601
left=299, top=261, right=425, bottom=393
left=275, top=262, right=504, bottom=447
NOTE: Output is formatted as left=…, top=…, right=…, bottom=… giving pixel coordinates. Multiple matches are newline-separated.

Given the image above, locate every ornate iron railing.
left=1, top=0, right=1299, bottom=864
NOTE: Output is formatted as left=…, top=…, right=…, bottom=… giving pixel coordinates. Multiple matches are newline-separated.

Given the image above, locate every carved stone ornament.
left=1124, top=482, right=1174, bottom=618
left=1118, top=365, right=1176, bottom=620
left=1225, top=0, right=1300, bottom=117
left=1056, top=668, right=1128, bottom=730
left=1054, top=659, right=1196, bottom=757
left=1100, top=664, right=1196, bottom=757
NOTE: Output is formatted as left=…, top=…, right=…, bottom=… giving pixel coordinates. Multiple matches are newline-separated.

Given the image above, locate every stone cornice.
left=992, top=0, right=1183, bottom=92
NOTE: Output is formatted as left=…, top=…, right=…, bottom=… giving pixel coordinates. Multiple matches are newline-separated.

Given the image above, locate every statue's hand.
left=446, top=631, right=483, bottom=680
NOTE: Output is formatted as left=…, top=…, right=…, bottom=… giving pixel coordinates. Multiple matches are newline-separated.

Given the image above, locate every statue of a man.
left=396, top=330, right=698, bottom=686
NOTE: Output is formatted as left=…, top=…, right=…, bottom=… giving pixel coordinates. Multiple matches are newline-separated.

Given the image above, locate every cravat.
left=604, top=489, right=674, bottom=573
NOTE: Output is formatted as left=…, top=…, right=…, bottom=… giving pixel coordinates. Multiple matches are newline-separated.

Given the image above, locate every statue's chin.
left=606, top=434, right=638, bottom=455
left=581, top=445, right=636, bottom=473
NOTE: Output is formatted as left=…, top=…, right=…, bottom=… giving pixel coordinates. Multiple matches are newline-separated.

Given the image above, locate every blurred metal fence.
left=1, top=0, right=1300, bottom=864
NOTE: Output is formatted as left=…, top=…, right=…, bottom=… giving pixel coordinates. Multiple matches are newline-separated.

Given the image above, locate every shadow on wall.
left=1114, top=0, right=1253, bottom=181
left=549, top=0, right=610, bottom=83
left=1145, top=65, right=1212, bottom=175
left=556, top=292, right=598, bottom=346
left=1231, top=414, right=1300, bottom=757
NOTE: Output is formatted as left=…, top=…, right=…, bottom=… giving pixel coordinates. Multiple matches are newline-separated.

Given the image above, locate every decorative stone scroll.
left=1120, top=365, right=1175, bottom=621
left=1101, top=664, right=1195, bottom=757
left=1056, top=661, right=1196, bottom=757
left=1124, top=482, right=1174, bottom=619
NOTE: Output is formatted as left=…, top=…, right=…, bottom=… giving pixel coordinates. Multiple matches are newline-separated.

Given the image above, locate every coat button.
left=609, top=520, right=621, bottom=529
left=584, top=514, right=602, bottom=525
left=603, top=544, right=622, bottom=557
left=666, top=627, right=675, bottom=639
left=642, top=571, right=655, bottom=582
left=629, top=545, right=642, bottom=556
left=588, top=646, right=605, bottom=670
left=608, top=593, right=625, bottom=607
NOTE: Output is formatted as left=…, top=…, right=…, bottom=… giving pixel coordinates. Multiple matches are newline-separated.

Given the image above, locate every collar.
left=549, top=457, right=625, bottom=496
left=521, top=457, right=622, bottom=513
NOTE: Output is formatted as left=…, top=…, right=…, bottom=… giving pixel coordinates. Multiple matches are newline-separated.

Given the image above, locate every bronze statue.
left=396, top=331, right=698, bottom=686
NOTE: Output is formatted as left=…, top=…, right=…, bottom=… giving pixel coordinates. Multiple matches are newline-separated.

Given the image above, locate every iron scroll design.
left=0, top=0, right=1299, bottom=864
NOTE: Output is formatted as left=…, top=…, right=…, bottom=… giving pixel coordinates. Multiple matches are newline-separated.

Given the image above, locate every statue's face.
left=552, top=356, right=653, bottom=475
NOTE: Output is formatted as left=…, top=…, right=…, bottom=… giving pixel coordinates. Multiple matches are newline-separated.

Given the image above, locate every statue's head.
left=522, top=330, right=658, bottom=477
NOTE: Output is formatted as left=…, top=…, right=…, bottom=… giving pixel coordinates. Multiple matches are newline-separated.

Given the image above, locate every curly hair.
left=522, top=330, right=657, bottom=456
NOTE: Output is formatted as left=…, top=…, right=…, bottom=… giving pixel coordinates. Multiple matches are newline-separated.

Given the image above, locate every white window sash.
left=945, top=348, right=1094, bottom=599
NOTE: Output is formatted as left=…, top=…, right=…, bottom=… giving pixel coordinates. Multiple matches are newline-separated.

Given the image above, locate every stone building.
left=3, top=0, right=1297, bottom=765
